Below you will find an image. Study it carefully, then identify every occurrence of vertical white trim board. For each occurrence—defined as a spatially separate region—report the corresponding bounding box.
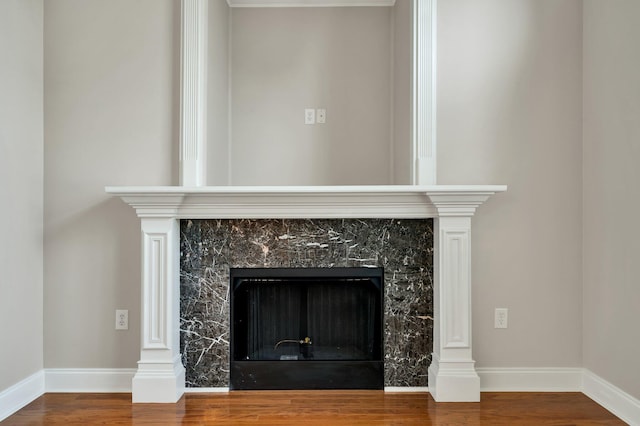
[0,370,45,422]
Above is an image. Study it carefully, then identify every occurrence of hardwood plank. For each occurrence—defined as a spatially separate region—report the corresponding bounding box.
[2,391,624,425]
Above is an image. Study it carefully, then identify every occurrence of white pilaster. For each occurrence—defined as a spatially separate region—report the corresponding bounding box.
[426,189,494,402]
[412,0,437,185]
[180,0,208,186]
[132,217,185,403]
[428,215,479,401]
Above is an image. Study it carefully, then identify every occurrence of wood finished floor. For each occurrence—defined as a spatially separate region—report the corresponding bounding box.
[3,391,624,425]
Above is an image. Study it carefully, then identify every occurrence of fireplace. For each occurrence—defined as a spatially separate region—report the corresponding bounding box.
[106,185,506,402]
[230,267,384,390]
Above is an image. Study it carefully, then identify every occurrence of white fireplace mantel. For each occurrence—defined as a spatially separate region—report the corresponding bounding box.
[106,184,506,403]
[106,185,505,219]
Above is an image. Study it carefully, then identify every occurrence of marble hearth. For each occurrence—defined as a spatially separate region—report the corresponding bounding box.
[106,185,506,403]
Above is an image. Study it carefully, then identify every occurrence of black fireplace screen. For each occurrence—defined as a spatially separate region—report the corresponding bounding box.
[230,267,384,390]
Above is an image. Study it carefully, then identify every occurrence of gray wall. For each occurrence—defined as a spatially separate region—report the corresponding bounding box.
[392,0,412,185]
[437,0,584,368]
[583,0,640,399]
[40,0,584,371]
[35,0,640,403]
[0,0,44,392]
[230,7,393,185]
[43,0,176,368]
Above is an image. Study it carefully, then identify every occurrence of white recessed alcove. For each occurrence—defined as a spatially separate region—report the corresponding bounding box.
[107,0,506,404]
[200,0,435,186]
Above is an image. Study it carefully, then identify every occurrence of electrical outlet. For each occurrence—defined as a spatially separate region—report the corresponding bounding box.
[304,108,315,124]
[316,108,326,124]
[494,308,508,329]
[116,309,128,330]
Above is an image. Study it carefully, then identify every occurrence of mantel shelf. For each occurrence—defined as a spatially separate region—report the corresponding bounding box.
[106,185,507,219]
[227,0,396,7]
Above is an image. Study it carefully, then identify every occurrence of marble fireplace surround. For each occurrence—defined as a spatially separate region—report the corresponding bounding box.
[106,185,506,403]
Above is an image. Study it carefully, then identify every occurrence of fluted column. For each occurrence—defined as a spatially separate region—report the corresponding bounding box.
[180,0,208,186]
[413,0,437,185]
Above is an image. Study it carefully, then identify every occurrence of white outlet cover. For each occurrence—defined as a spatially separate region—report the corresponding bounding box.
[304,108,315,125]
[116,309,128,330]
[494,308,508,329]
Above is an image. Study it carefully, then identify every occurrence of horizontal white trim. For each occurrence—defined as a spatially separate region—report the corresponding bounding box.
[184,387,430,393]
[384,387,429,393]
[477,367,583,392]
[583,369,640,426]
[185,387,428,393]
[0,370,45,422]
[185,387,230,393]
[105,185,507,219]
[45,368,136,393]
[228,0,395,7]
[105,184,504,195]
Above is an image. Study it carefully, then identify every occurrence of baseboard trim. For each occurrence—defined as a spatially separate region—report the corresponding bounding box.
[45,368,136,393]
[583,369,640,425]
[183,387,429,393]
[0,370,45,422]
[384,387,429,393]
[185,387,230,393]
[3,368,638,425]
[477,367,583,392]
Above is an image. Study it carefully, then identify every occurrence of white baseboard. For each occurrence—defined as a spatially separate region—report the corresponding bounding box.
[183,387,429,393]
[2,367,638,425]
[477,367,583,392]
[583,369,640,426]
[384,386,429,393]
[0,370,45,422]
[185,387,230,393]
[477,367,639,424]
[45,368,136,393]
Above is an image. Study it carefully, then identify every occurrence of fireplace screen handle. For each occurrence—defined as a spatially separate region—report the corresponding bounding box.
[274,337,313,359]
[274,336,312,350]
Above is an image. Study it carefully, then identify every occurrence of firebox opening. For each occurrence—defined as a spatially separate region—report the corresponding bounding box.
[230,267,384,390]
